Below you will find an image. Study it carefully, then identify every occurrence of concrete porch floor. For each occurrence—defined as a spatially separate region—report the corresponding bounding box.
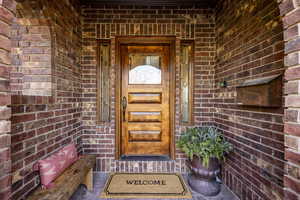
[70,173,239,200]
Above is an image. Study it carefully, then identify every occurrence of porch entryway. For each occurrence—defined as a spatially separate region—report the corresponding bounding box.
[1,0,299,199]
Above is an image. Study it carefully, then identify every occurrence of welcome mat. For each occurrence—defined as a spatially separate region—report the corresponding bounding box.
[100,173,192,199]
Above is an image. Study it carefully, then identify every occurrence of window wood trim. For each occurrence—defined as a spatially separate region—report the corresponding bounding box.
[180,40,194,125]
[97,39,111,124]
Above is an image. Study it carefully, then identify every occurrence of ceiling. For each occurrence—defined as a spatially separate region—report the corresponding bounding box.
[80,0,219,7]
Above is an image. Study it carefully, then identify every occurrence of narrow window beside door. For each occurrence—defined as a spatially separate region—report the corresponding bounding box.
[180,41,194,124]
[97,40,111,123]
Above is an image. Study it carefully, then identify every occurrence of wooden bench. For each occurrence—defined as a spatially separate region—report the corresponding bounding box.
[27,155,96,200]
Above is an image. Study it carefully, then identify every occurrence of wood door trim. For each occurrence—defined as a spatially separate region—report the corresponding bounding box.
[115,36,176,160]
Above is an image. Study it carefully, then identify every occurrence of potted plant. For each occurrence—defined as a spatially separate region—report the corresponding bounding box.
[177,127,233,196]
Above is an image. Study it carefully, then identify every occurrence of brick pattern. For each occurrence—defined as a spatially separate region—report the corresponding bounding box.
[81,4,216,172]
[9,0,82,199]
[95,159,188,173]
[215,0,285,199]
[0,1,15,199]
[279,0,300,199]
[10,21,52,96]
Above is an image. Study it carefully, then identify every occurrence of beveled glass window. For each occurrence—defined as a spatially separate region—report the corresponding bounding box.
[129,55,161,84]
[97,41,111,123]
[180,41,194,124]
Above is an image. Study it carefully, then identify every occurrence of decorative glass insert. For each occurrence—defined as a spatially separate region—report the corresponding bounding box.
[97,41,110,123]
[129,55,161,84]
[180,41,194,124]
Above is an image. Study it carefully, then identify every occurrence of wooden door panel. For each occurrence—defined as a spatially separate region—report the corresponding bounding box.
[127,123,161,130]
[127,88,162,93]
[128,93,162,104]
[127,104,162,111]
[128,111,162,122]
[121,45,170,156]
[129,130,161,142]
[127,142,169,155]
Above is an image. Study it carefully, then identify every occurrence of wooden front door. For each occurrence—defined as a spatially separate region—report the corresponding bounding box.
[120,45,170,157]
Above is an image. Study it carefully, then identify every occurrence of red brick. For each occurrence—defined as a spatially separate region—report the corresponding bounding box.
[0,20,9,37]
[0,79,9,92]
[11,130,35,143]
[22,47,45,54]
[285,81,299,94]
[11,95,21,105]
[0,66,10,79]
[285,37,300,53]
[0,148,10,162]
[11,180,34,200]
[0,6,14,24]
[280,0,295,16]
[284,176,300,194]
[37,111,54,119]
[0,161,10,180]
[0,189,10,200]
[283,9,300,28]
[285,150,300,165]
[284,25,298,41]
[0,35,10,51]
[286,96,300,107]
[284,189,298,200]
[285,66,300,80]
[37,125,54,135]
[285,123,300,137]
[0,120,10,134]
[0,107,10,120]
[12,114,36,123]
[0,49,10,65]
[1,0,16,12]
[0,175,11,189]
[285,109,299,122]
[28,26,50,34]
[0,95,10,106]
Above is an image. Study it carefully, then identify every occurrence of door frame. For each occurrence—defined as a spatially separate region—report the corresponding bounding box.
[115,36,176,160]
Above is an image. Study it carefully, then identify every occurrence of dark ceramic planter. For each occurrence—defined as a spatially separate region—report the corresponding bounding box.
[186,156,221,196]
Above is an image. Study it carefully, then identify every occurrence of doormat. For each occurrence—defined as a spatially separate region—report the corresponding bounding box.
[100,173,192,199]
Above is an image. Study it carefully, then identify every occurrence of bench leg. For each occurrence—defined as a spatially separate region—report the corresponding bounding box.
[83,168,93,191]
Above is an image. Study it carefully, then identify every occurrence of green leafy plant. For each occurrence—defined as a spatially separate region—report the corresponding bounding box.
[177,127,233,168]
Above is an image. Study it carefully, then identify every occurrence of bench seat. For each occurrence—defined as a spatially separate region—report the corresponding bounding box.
[27,155,96,200]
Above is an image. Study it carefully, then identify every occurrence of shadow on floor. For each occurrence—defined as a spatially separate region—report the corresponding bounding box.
[70,173,239,200]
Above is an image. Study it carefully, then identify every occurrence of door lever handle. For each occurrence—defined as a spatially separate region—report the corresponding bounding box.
[122,96,127,122]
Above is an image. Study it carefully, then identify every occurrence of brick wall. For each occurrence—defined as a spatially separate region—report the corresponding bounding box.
[279,0,300,199]
[81,4,216,172]
[9,0,82,199]
[0,1,16,199]
[2,0,299,200]
[10,20,52,96]
[215,0,285,199]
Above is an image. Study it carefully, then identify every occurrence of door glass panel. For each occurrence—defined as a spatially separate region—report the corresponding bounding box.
[129,55,161,84]
[180,42,193,124]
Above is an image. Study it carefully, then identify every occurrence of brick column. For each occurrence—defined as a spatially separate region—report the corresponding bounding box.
[280,0,300,199]
[0,0,15,199]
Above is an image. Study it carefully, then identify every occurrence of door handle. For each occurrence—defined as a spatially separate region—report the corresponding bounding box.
[122,96,127,122]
